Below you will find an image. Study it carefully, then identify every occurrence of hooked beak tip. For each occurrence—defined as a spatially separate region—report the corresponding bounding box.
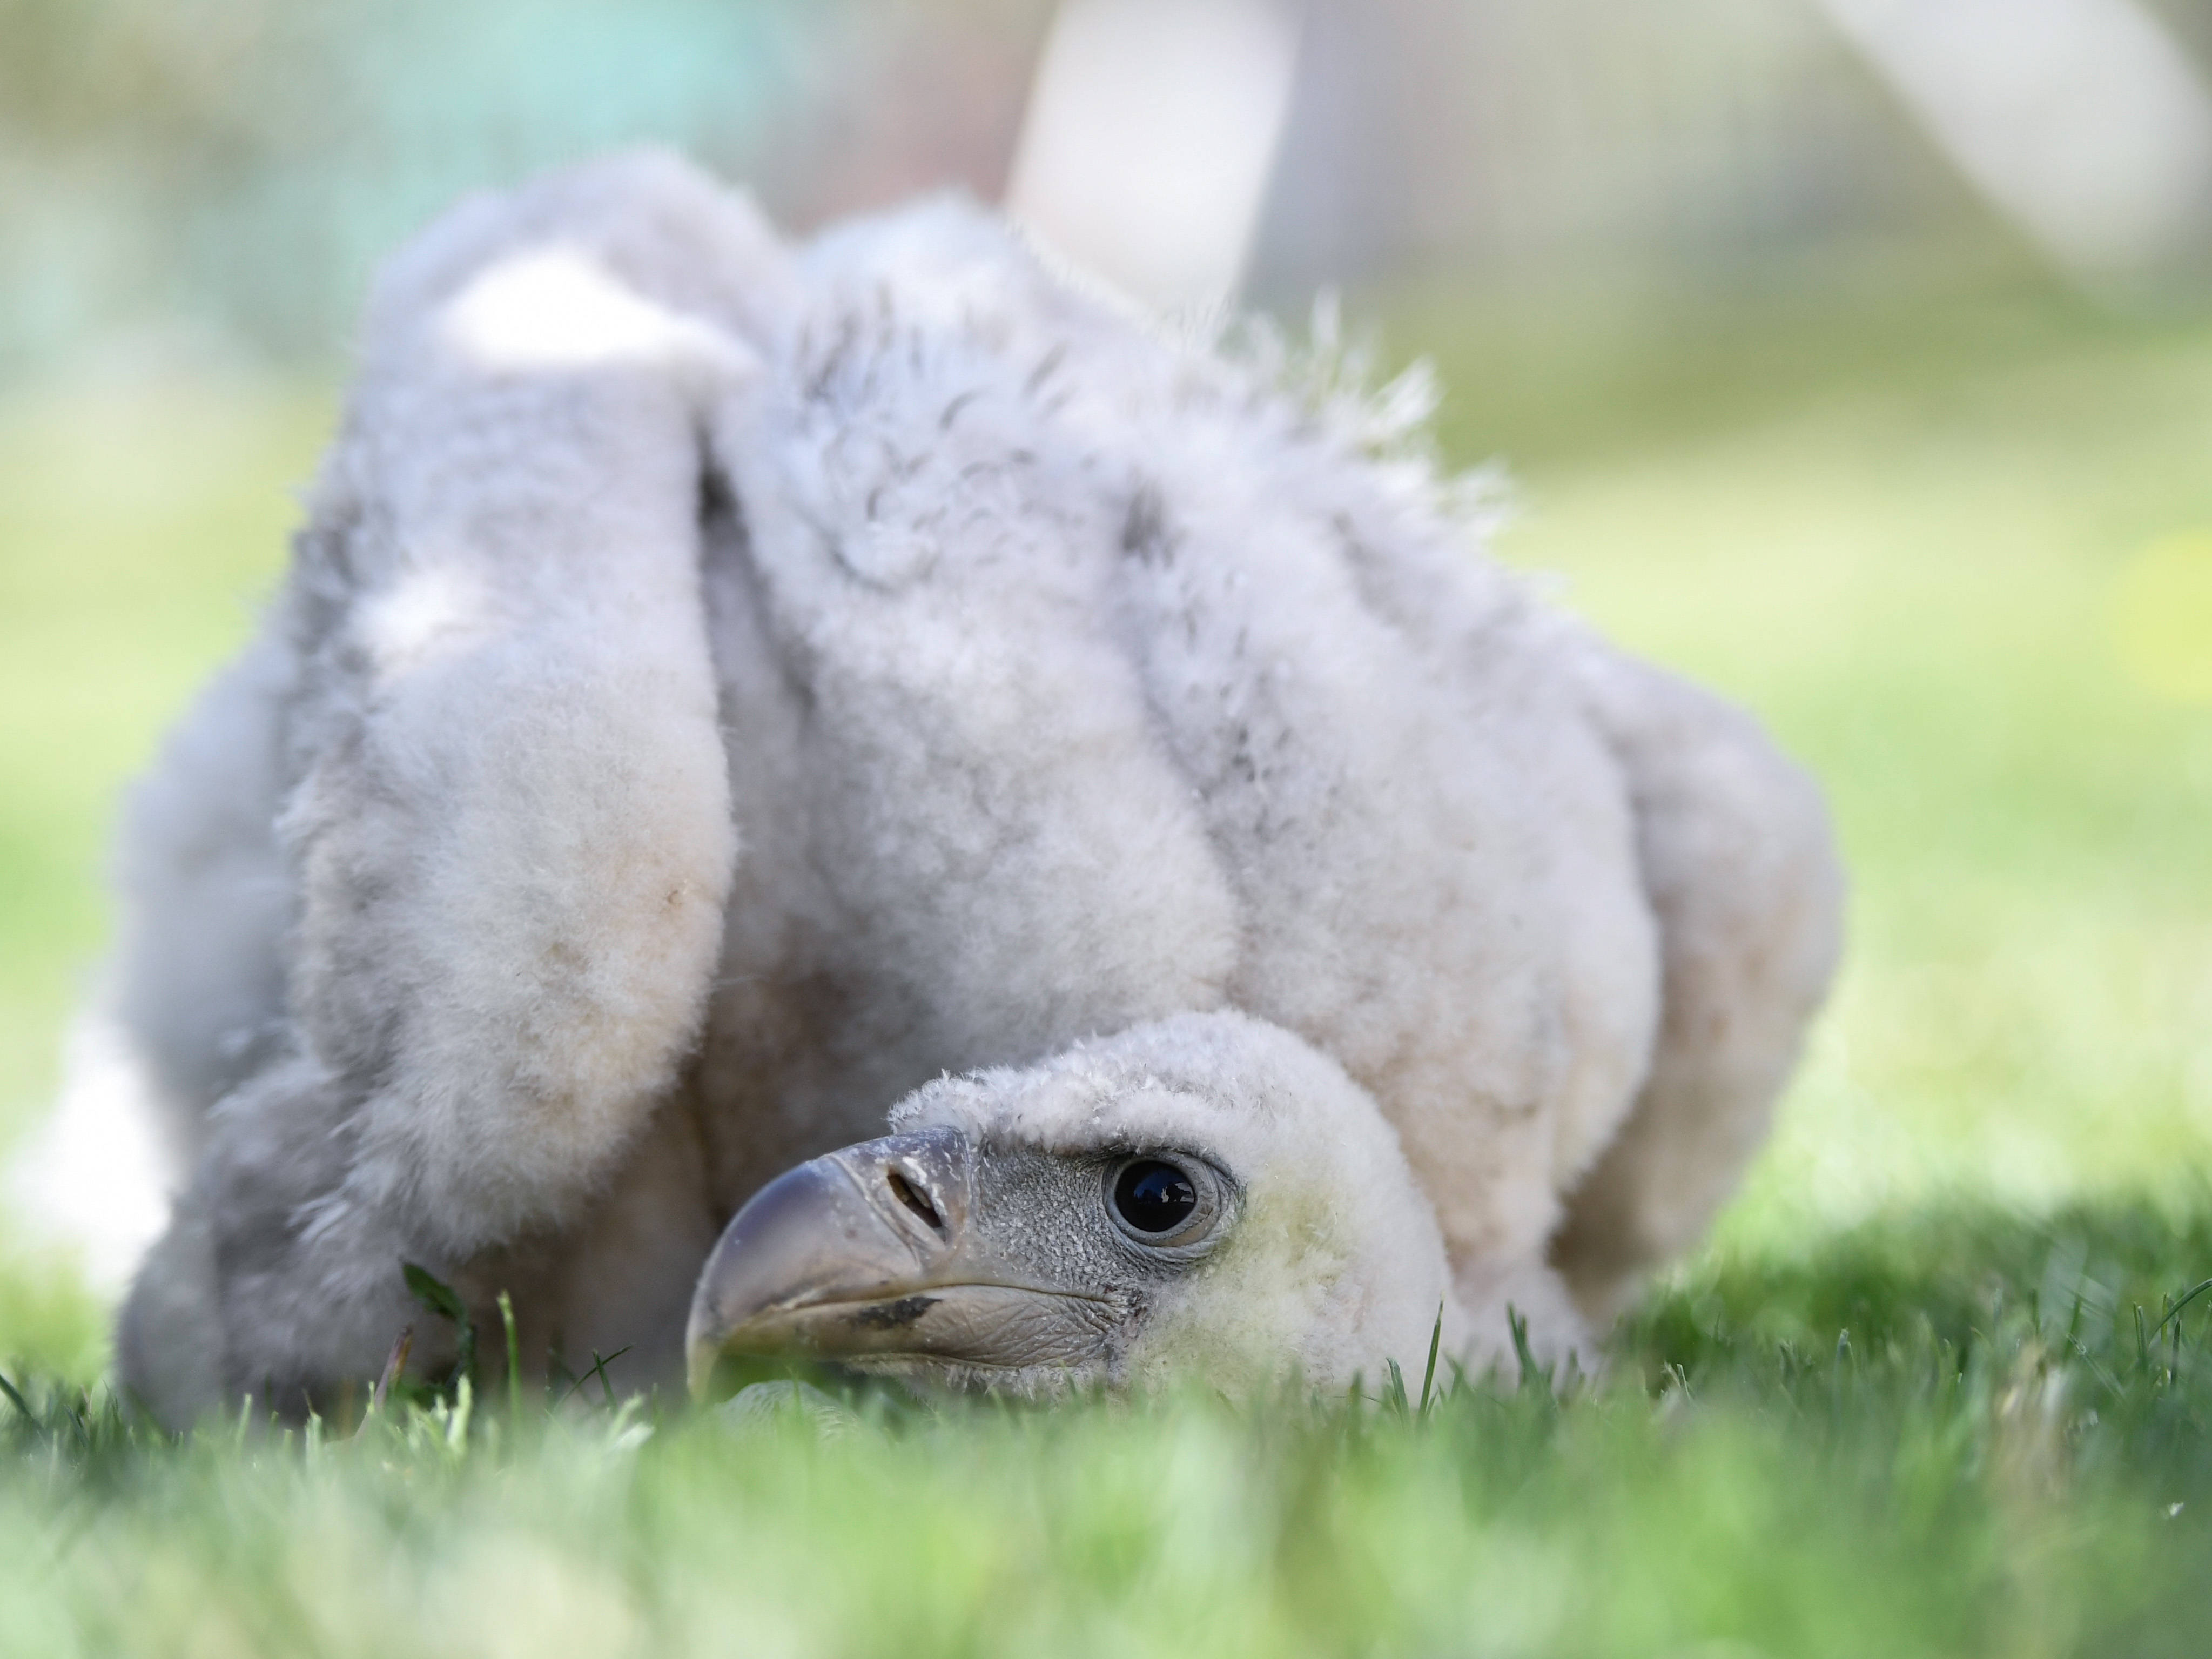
[685,1125,1122,1392]
[685,1128,973,1396]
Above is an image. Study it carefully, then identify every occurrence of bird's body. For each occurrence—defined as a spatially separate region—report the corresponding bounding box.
[102,156,1840,1423]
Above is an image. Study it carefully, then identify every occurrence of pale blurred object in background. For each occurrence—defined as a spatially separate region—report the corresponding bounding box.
[1816,0,2212,284]
[1004,0,1297,313]
[8,0,2212,377]
[6,1018,169,1293]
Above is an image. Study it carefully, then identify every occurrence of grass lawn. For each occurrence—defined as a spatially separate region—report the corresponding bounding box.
[4,258,2212,1655]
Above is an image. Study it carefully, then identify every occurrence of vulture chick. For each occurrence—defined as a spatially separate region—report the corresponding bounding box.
[99,153,1842,1425]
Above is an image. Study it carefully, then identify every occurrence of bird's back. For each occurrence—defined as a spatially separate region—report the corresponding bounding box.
[678,204,1663,1312]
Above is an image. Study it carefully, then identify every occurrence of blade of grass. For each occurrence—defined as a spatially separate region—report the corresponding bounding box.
[499,1291,522,1422]
[404,1262,475,1393]
[0,1371,33,1425]
[1418,1303,1443,1416]
[370,1327,413,1417]
[588,1347,631,1412]
[2150,1279,2212,1339]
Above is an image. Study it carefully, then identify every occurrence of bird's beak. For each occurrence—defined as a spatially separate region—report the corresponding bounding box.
[685,1126,1117,1396]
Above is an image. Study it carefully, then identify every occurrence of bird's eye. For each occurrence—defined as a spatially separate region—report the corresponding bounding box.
[1111,1159,1198,1234]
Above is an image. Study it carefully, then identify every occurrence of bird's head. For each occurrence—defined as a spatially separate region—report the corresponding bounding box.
[686,1012,1464,1400]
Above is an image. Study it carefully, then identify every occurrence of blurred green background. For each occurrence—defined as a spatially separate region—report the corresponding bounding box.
[6,0,2212,1367]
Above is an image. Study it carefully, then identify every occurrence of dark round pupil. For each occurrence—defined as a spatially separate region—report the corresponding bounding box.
[1114,1160,1197,1233]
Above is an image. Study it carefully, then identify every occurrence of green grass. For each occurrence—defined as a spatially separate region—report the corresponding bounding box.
[6,1204,2212,1657]
[6,263,2212,1653]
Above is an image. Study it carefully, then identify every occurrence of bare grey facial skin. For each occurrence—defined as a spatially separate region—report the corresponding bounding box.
[685,1126,1238,1396]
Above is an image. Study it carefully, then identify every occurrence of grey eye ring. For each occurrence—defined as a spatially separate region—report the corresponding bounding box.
[1104,1153,1229,1252]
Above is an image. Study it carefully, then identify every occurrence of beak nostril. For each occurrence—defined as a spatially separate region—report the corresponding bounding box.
[886,1168,945,1234]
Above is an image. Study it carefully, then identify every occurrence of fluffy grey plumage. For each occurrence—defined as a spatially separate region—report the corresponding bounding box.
[94,153,1841,1424]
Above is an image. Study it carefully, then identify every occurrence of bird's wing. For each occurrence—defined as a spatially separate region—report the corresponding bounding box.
[1549,634,1845,1317]
[116,155,794,1415]
[275,153,790,1258]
